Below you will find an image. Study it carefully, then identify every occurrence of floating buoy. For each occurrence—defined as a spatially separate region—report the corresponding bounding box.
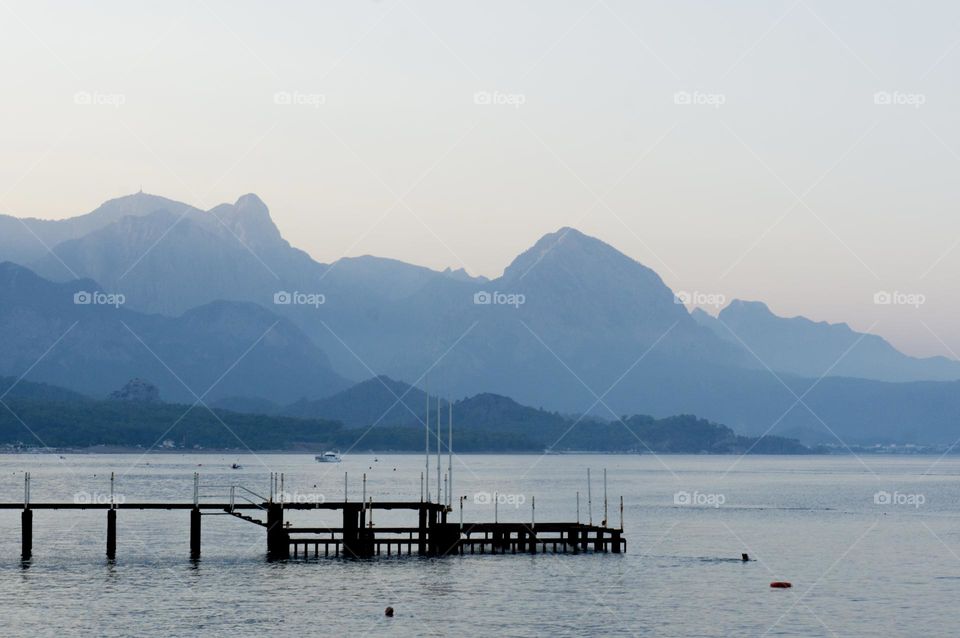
[770,581,792,588]
[385,606,395,617]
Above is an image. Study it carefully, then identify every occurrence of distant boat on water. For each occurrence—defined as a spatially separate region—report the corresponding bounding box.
[315,451,341,463]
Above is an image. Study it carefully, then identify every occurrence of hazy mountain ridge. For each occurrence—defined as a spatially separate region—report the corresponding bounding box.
[2,192,960,445]
[693,301,960,382]
[0,262,350,404]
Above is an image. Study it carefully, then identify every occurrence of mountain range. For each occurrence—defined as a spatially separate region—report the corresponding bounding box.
[1,192,959,445]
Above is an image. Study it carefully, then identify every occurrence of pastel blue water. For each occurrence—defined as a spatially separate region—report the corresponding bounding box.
[0,453,957,637]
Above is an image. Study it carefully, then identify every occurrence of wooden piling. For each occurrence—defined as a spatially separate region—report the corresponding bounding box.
[418,505,427,555]
[266,503,289,560]
[190,507,201,559]
[21,509,32,560]
[106,509,117,559]
[342,503,361,558]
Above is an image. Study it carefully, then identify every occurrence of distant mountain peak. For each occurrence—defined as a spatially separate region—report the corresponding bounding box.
[208,193,284,249]
[234,193,269,215]
[722,299,772,315]
[501,226,641,283]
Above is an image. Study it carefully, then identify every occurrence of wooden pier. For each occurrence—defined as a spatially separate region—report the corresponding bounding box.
[6,472,626,561]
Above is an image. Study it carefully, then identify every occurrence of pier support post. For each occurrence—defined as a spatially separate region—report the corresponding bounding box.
[342,503,361,558]
[21,509,32,560]
[435,521,458,557]
[106,509,117,559]
[266,503,289,560]
[418,505,427,555]
[190,507,201,560]
[427,507,437,556]
[611,529,621,553]
[568,527,578,553]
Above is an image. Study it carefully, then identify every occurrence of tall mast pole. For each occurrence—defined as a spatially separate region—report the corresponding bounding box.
[436,397,441,505]
[448,400,453,508]
[425,380,430,503]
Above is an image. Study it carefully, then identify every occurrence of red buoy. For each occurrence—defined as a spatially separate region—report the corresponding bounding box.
[770,581,792,588]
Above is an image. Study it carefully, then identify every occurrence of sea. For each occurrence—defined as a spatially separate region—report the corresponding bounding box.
[0,452,956,637]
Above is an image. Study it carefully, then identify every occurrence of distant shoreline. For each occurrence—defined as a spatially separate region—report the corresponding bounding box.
[0,447,947,456]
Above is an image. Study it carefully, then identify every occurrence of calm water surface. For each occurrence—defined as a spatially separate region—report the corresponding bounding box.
[0,453,957,637]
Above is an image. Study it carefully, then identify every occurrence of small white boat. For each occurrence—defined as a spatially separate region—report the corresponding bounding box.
[315,451,342,463]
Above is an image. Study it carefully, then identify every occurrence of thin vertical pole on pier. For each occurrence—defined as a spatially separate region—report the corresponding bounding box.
[191,472,201,559]
[420,472,424,502]
[448,401,453,508]
[21,472,31,560]
[620,495,624,531]
[425,380,430,503]
[603,468,608,527]
[269,472,273,504]
[576,491,580,524]
[344,472,348,502]
[280,473,285,510]
[587,469,593,526]
[107,472,117,559]
[494,491,499,524]
[459,496,464,530]
[443,473,448,511]
[436,398,441,505]
[530,496,537,555]
[362,473,367,506]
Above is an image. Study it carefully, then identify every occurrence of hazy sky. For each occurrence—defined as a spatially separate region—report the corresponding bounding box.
[1,1,959,358]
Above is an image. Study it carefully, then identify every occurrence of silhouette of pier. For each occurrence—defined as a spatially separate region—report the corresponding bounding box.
[7,472,625,561]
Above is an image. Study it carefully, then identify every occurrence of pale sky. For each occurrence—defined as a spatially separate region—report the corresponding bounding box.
[1,1,959,358]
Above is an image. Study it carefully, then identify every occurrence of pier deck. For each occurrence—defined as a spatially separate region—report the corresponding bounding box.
[8,472,625,561]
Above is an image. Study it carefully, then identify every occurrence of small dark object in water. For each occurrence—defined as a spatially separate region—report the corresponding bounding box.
[385,607,394,617]
[742,553,749,562]
[770,581,792,588]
